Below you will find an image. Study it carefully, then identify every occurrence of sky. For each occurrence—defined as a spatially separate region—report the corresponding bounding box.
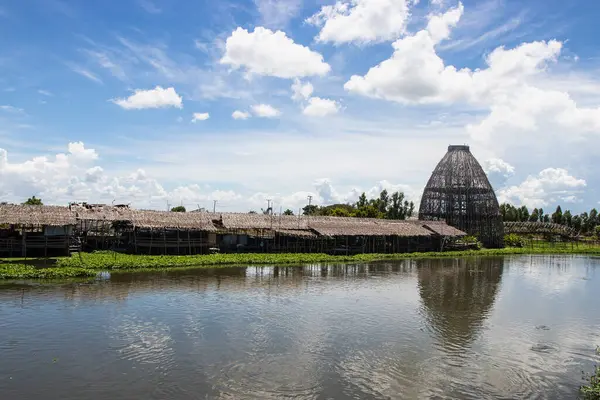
[0,0,599,214]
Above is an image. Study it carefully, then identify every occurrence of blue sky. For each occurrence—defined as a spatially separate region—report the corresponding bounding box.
[0,0,599,213]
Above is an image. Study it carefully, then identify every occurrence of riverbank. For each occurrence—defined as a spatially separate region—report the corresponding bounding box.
[2,243,600,280]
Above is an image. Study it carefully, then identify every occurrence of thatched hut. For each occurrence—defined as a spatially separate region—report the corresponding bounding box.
[419,145,504,248]
[0,204,76,257]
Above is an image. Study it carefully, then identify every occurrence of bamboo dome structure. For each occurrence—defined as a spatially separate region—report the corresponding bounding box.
[419,145,504,248]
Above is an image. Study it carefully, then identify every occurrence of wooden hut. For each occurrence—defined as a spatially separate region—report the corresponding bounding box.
[0,204,76,257]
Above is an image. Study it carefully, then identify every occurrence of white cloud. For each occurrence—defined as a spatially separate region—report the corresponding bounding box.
[291,79,314,101]
[254,0,302,28]
[68,64,103,84]
[38,90,53,97]
[497,168,587,208]
[232,110,251,120]
[344,3,565,107]
[483,158,516,188]
[0,105,25,114]
[306,0,411,45]
[192,112,210,122]
[220,27,331,79]
[137,0,162,14]
[0,142,422,212]
[303,97,341,117]
[483,158,515,177]
[251,104,281,118]
[112,86,183,110]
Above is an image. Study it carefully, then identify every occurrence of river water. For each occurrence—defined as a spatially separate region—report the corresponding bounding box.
[1,255,599,399]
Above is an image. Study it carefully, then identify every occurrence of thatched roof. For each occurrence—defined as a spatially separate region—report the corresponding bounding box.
[274,228,318,238]
[0,203,465,237]
[0,204,76,226]
[407,220,466,237]
[309,218,433,237]
[129,210,217,231]
[210,213,310,230]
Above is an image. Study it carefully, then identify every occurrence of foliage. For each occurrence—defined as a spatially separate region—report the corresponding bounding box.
[504,233,525,248]
[2,242,600,280]
[502,201,599,237]
[170,206,186,212]
[456,235,482,249]
[23,196,43,206]
[283,209,294,215]
[0,264,96,279]
[596,226,600,238]
[301,190,414,220]
[581,347,600,400]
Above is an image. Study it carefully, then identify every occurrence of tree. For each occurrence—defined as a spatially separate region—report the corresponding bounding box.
[23,196,43,206]
[171,205,186,212]
[302,205,319,215]
[563,210,573,227]
[518,206,530,222]
[538,208,544,222]
[529,208,539,222]
[283,209,294,215]
[551,205,563,224]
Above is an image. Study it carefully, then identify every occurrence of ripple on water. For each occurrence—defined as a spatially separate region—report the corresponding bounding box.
[211,353,323,399]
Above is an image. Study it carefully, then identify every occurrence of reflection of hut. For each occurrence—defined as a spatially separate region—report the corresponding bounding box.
[0,204,75,257]
[419,145,504,248]
[417,257,504,348]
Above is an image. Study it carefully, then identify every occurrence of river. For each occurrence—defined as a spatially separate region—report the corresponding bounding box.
[1,255,599,399]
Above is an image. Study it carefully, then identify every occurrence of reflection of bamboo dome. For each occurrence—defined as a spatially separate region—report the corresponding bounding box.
[417,258,504,348]
[419,145,504,248]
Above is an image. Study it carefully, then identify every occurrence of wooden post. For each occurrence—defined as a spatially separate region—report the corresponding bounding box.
[134,229,138,254]
[177,229,180,255]
[188,230,191,255]
[163,229,167,255]
[22,230,27,258]
[149,229,153,255]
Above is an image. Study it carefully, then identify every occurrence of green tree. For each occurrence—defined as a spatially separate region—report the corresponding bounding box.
[551,205,563,224]
[171,205,186,212]
[518,206,530,222]
[283,209,294,215]
[302,205,319,215]
[572,215,583,232]
[563,210,573,227]
[23,196,43,205]
[538,208,544,222]
[529,208,539,222]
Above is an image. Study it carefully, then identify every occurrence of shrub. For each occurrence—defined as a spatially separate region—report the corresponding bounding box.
[504,233,525,248]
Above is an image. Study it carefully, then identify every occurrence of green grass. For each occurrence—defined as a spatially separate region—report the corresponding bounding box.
[581,348,600,400]
[1,242,600,280]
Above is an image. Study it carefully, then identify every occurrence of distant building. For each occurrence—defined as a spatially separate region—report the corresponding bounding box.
[418,145,504,248]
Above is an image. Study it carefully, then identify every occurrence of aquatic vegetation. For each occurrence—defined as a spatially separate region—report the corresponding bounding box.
[2,243,600,280]
[0,263,96,279]
[581,348,600,399]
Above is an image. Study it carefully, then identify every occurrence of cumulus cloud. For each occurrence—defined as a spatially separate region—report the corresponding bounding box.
[307,0,411,44]
[303,97,341,117]
[232,110,251,120]
[191,112,210,122]
[344,4,563,106]
[0,142,422,213]
[251,104,281,118]
[291,79,314,101]
[497,168,587,208]
[112,86,183,110]
[483,158,515,187]
[220,27,331,79]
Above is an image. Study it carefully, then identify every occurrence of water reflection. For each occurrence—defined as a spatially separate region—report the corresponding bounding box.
[417,257,504,350]
[1,256,599,400]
